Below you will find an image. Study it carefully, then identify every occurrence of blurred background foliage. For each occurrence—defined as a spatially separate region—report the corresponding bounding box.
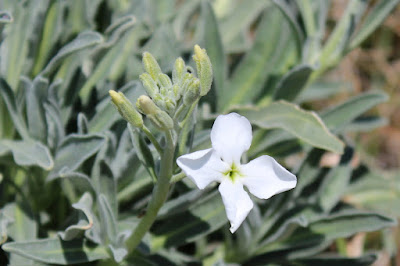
[0,0,399,265]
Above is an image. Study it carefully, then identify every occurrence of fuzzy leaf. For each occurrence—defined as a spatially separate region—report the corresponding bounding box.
[239,101,344,153]
[151,191,227,250]
[321,91,388,131]
[197,0,226,94]
[41,31,103,76]
[0,140,54,170]
[0,78,29,139]
[2,238,109,265]
[59,193,94,241]
[349,0,400,49]
[48,134,105,181]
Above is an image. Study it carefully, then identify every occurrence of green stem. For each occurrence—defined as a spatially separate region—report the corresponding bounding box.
[142,125,163,155]
[125,131,175,254]
[170,172,186,184]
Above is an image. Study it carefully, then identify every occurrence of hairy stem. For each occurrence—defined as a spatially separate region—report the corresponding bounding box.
[125,131,175,254]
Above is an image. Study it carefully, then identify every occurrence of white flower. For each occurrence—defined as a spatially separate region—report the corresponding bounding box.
[176,113,297,233]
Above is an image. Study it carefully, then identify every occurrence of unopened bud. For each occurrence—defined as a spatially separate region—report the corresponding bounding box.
[154,111,174,130]
[193,45,213,96]
[136,95,159,115]
[158,73,172,89]
[183,79,200,106]
[136,95,173,130]
[172,57,185,84]
[139,73,158,98]
[142,52,162,80]
[109,90,143,128]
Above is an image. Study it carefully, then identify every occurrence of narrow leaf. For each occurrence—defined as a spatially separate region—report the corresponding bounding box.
[2,238,108,265]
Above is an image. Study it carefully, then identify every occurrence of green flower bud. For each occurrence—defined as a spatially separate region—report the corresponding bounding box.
[154,110,174,130]
[193,45,213,96]
[183,79,200,106]
[136,95,159,115]
[136,95,173,130]
[142,52,162,80]
[109,90,143,128]
[158,73,172,89]
[172,57,185,84]
[139,73,158,98]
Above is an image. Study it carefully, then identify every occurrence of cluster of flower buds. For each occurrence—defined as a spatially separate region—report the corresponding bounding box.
[110,45,212,131]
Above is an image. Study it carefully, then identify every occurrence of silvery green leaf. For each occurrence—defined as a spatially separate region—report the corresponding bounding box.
[77,113,89,135]
[128,124,157,182]
[151,191,227,251]
[0,140,53,170]
[220,5,295,111]
[0,78,29,139]
[273,64,314,101]
[321,91,388,132]
[25,76,48,142]
[317,147,353,212]
[196,0,226,94]
[2,238,109,265]
[41,31,103,76]
[58,192,95,241]
[239,101,344,153]
[349,0,400,50]
[293,253,377,266]
[48,134,105,181]
[220,0,269,46]
[3,202,38,265]
[92,160,117,217]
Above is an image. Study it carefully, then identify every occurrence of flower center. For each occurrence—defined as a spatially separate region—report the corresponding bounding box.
[224,163,242,182]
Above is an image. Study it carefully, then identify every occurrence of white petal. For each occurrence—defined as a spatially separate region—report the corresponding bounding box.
[177,148,229,189]
[211,113,252,165]
[218,179,254,233]
[241,155,297,199]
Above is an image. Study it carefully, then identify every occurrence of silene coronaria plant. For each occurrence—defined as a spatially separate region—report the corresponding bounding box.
[0,1,399,265]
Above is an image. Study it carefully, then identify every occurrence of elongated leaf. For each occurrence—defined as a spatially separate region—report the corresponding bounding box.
[273,64,313,101]
[197,0,226,94]
[220,5,291,110]
[79,25,137,104]
[59,193,94,241]
[41,31,103,76]
[319,0,368,68]
[128,124,157,182]
[3,202,38,265]
[2,238,108,265]
[239,101,344,153]
[0,140,53,170]
[26,76,48,142]
[349,0,400,49]
[0,78,29,139]
[151,191,227,250]
[345,116,388,132]
[272,0,304,47]
[293,253,377,266]
[48,134,105,181]
[220,0,269,46]
[92,160,117,217]
[321,91,388,131]
[56,169,94,193]
[260,212,396,253]
[317,147,353,212]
